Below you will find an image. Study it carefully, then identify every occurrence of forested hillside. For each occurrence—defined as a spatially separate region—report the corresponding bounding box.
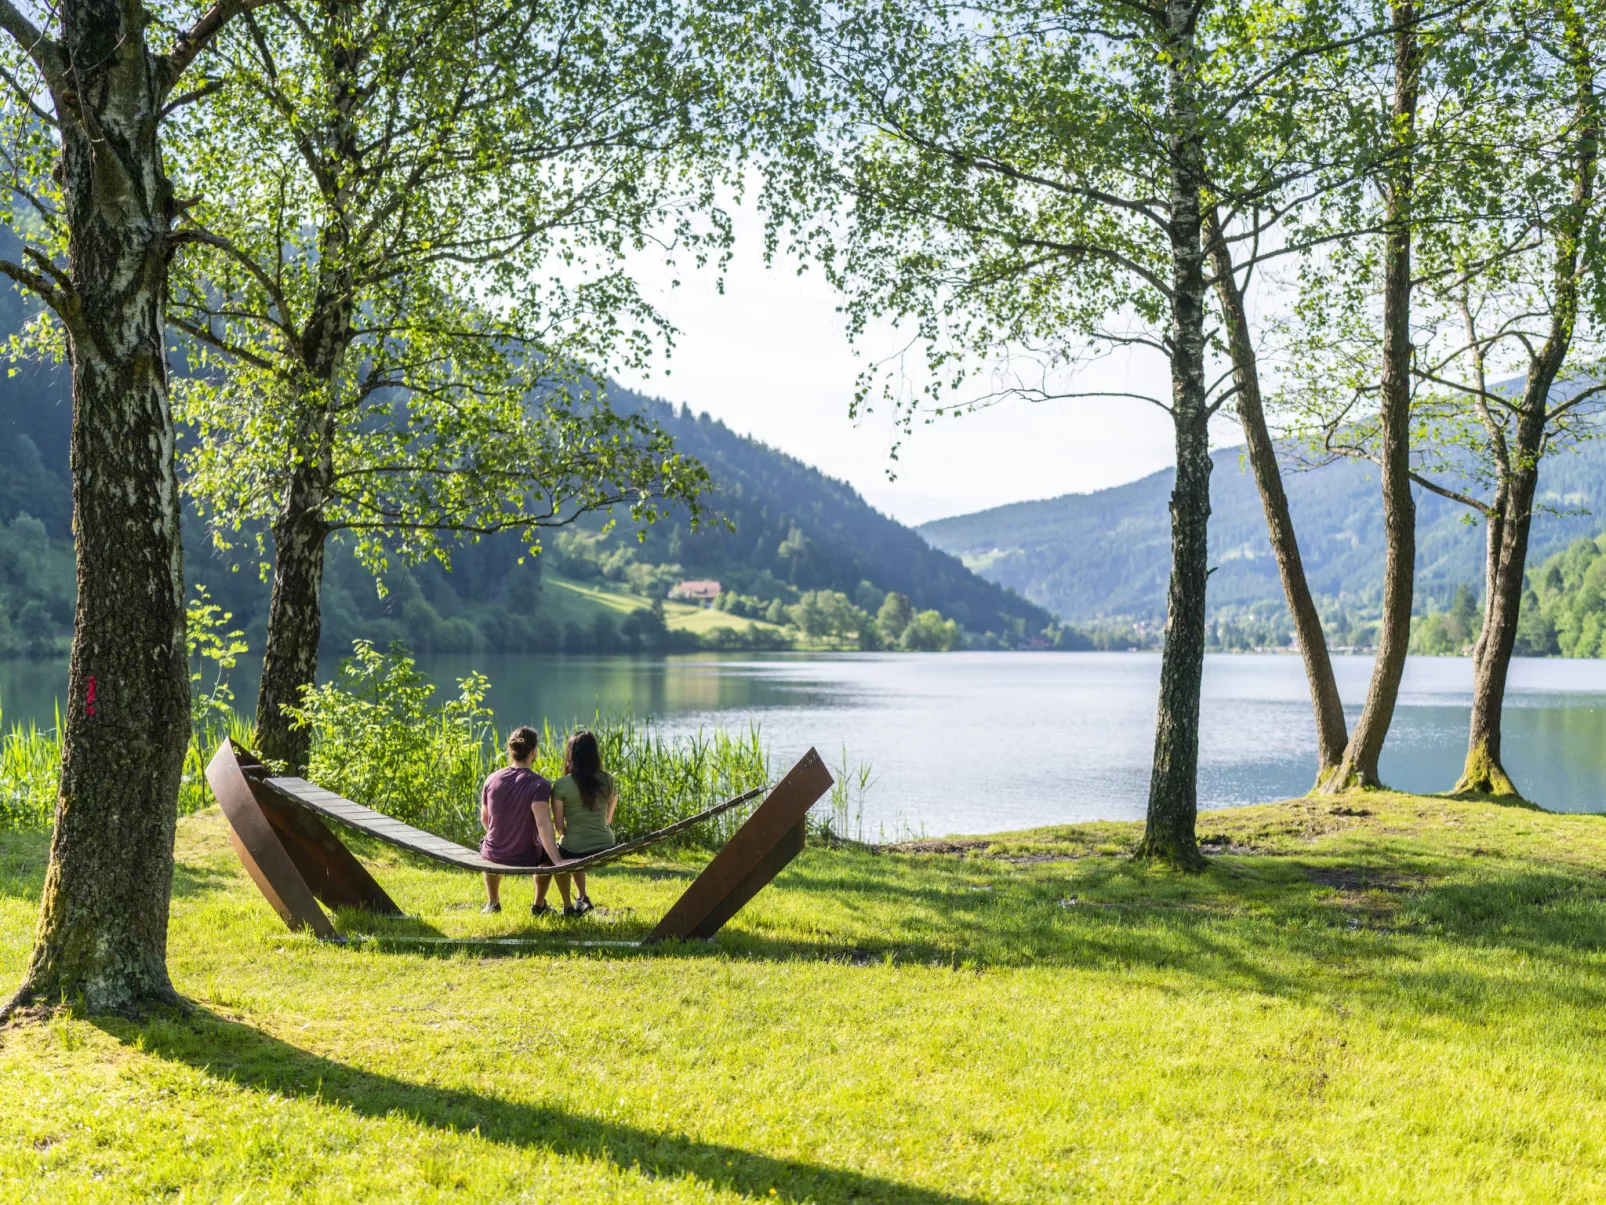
[1514,534,1606,657]
[921,442,1606,630]
[0,302,1052,656]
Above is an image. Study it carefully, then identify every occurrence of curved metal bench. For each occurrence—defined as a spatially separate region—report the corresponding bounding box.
[206,739,833,945]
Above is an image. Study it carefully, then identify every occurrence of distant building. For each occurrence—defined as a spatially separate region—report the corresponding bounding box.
[669,579,722,605]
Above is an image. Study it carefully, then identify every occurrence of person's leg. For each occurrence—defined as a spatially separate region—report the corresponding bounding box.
[534,874,550,908]
[483,873,501,910]
[573,870,587,900]
[555,873,573,909]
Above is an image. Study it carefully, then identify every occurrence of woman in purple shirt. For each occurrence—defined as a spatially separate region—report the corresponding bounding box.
[479,725,568,914]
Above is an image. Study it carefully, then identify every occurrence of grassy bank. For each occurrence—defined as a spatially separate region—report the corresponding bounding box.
[5,791,1606,1201]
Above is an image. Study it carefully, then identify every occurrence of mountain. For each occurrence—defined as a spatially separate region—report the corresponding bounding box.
[602,388,1052,636]
[919,441,1606,624]
[0,324,1052,655]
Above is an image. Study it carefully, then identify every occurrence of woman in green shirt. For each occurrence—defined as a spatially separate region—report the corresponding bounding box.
[550,729,617,917]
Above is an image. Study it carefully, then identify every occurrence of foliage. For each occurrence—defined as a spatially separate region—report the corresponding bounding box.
[186,586,249,730]
[1411,584,1483,656]
[287,641,774,848]
[898,610,959,653]
[787,590,872,648]
[1517,533,1606,657]
[13,793,1606,1197]
[167,0,727,583]
[286,642,500,846]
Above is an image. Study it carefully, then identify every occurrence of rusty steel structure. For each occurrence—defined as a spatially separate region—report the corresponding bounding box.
[205,739,832,944]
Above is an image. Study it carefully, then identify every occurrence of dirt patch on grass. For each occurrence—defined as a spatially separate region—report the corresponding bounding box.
[872,837,1104,865]
[1304,867,1423,894]
[882,838,994,856]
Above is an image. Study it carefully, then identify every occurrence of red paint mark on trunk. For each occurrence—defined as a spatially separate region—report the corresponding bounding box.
[85,675,97,716]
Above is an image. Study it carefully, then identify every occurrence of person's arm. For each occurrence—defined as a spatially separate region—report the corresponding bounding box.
[531,795,563,864]
[480,783,490,832]
[551,793,566,839]
[604,791,618,827]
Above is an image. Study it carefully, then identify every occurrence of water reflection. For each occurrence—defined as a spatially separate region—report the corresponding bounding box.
[3,651,1604,834]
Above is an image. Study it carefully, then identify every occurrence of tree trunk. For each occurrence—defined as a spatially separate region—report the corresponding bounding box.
[252,2,359,774]
[254,485,329,774]
[1321,0,1419,794]
[1459,460,1534,796]
[7,2,188,1015]
[1204,210,1348,781]
[1469,499,1503,674]
[1457,33,1596,797]
[1137,0,1209,870]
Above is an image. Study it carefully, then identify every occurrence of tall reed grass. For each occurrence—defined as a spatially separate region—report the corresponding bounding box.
[0,705,258,831]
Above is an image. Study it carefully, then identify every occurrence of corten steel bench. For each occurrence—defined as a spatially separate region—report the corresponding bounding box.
[206,739,833,944]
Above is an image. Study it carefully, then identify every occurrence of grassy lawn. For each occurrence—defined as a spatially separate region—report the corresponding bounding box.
[5,792,1606,1202]
[543,576,789,640]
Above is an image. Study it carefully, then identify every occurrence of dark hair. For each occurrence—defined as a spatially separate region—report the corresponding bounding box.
[563,729,606,810]
[506,726,539,763]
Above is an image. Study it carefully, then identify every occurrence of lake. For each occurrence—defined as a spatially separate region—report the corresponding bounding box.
[4,651,1605,836]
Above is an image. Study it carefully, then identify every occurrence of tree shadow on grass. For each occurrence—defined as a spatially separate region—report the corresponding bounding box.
[96,1008,987,1205]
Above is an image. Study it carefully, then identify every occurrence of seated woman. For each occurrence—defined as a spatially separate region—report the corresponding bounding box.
[547,728,618,917]
[478,725,568,914]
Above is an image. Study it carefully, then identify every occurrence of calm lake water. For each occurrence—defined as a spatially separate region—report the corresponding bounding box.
[4,652,1605,836]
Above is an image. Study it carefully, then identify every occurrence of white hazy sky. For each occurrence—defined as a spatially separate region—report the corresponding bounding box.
[610,205,1210,527]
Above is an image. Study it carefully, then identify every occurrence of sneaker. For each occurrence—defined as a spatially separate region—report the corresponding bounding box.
[567,896,595,917]
[530,903,555,917]
[480,902,501,915]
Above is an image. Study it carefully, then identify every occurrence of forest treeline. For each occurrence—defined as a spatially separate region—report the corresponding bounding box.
[0,0,1600,1014]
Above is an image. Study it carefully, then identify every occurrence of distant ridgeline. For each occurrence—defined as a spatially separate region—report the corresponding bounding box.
[921,441,1606,646]
[0,312,1058,655]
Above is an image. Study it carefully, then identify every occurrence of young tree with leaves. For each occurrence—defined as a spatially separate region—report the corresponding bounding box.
[1406,0,1603,795]
[0,0,277,1015]
[758,0,1377,864]
[167,0,729,772]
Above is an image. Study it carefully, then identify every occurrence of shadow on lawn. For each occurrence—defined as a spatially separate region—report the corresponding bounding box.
[97,1009,988,1205]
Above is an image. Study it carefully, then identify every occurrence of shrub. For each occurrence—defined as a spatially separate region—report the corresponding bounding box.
[286,641,496,846]
[288,641,777,850]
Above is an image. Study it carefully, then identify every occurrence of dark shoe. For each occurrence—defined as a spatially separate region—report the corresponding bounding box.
[566,897,595,918]
[481,902,501,915]
[530,903,555,917]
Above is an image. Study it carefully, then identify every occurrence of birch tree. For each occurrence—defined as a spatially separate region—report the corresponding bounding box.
[167,0,728,773]
[0,0,275,1015]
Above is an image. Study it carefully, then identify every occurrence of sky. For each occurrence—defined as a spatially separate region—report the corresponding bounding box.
[610,205,1196,528]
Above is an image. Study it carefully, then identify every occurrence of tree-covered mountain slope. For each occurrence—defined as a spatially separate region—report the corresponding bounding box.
[0,313,1051,654]
[608,388,1051,635]
[920,441,1606,624]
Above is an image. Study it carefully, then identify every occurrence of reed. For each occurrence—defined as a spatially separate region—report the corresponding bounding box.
[0,706,258,832]
[0,707,61,831]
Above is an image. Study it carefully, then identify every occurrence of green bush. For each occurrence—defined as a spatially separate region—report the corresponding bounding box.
[900,609,960,651]
[286,641,497,846]
[289,641,776,850]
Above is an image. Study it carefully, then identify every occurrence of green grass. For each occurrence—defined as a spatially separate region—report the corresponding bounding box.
[6,791,1606,1201]
[543,575,790,640]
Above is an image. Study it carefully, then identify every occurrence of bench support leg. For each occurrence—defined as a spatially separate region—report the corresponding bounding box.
[645,747,833,944]
[207,740,403,937]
